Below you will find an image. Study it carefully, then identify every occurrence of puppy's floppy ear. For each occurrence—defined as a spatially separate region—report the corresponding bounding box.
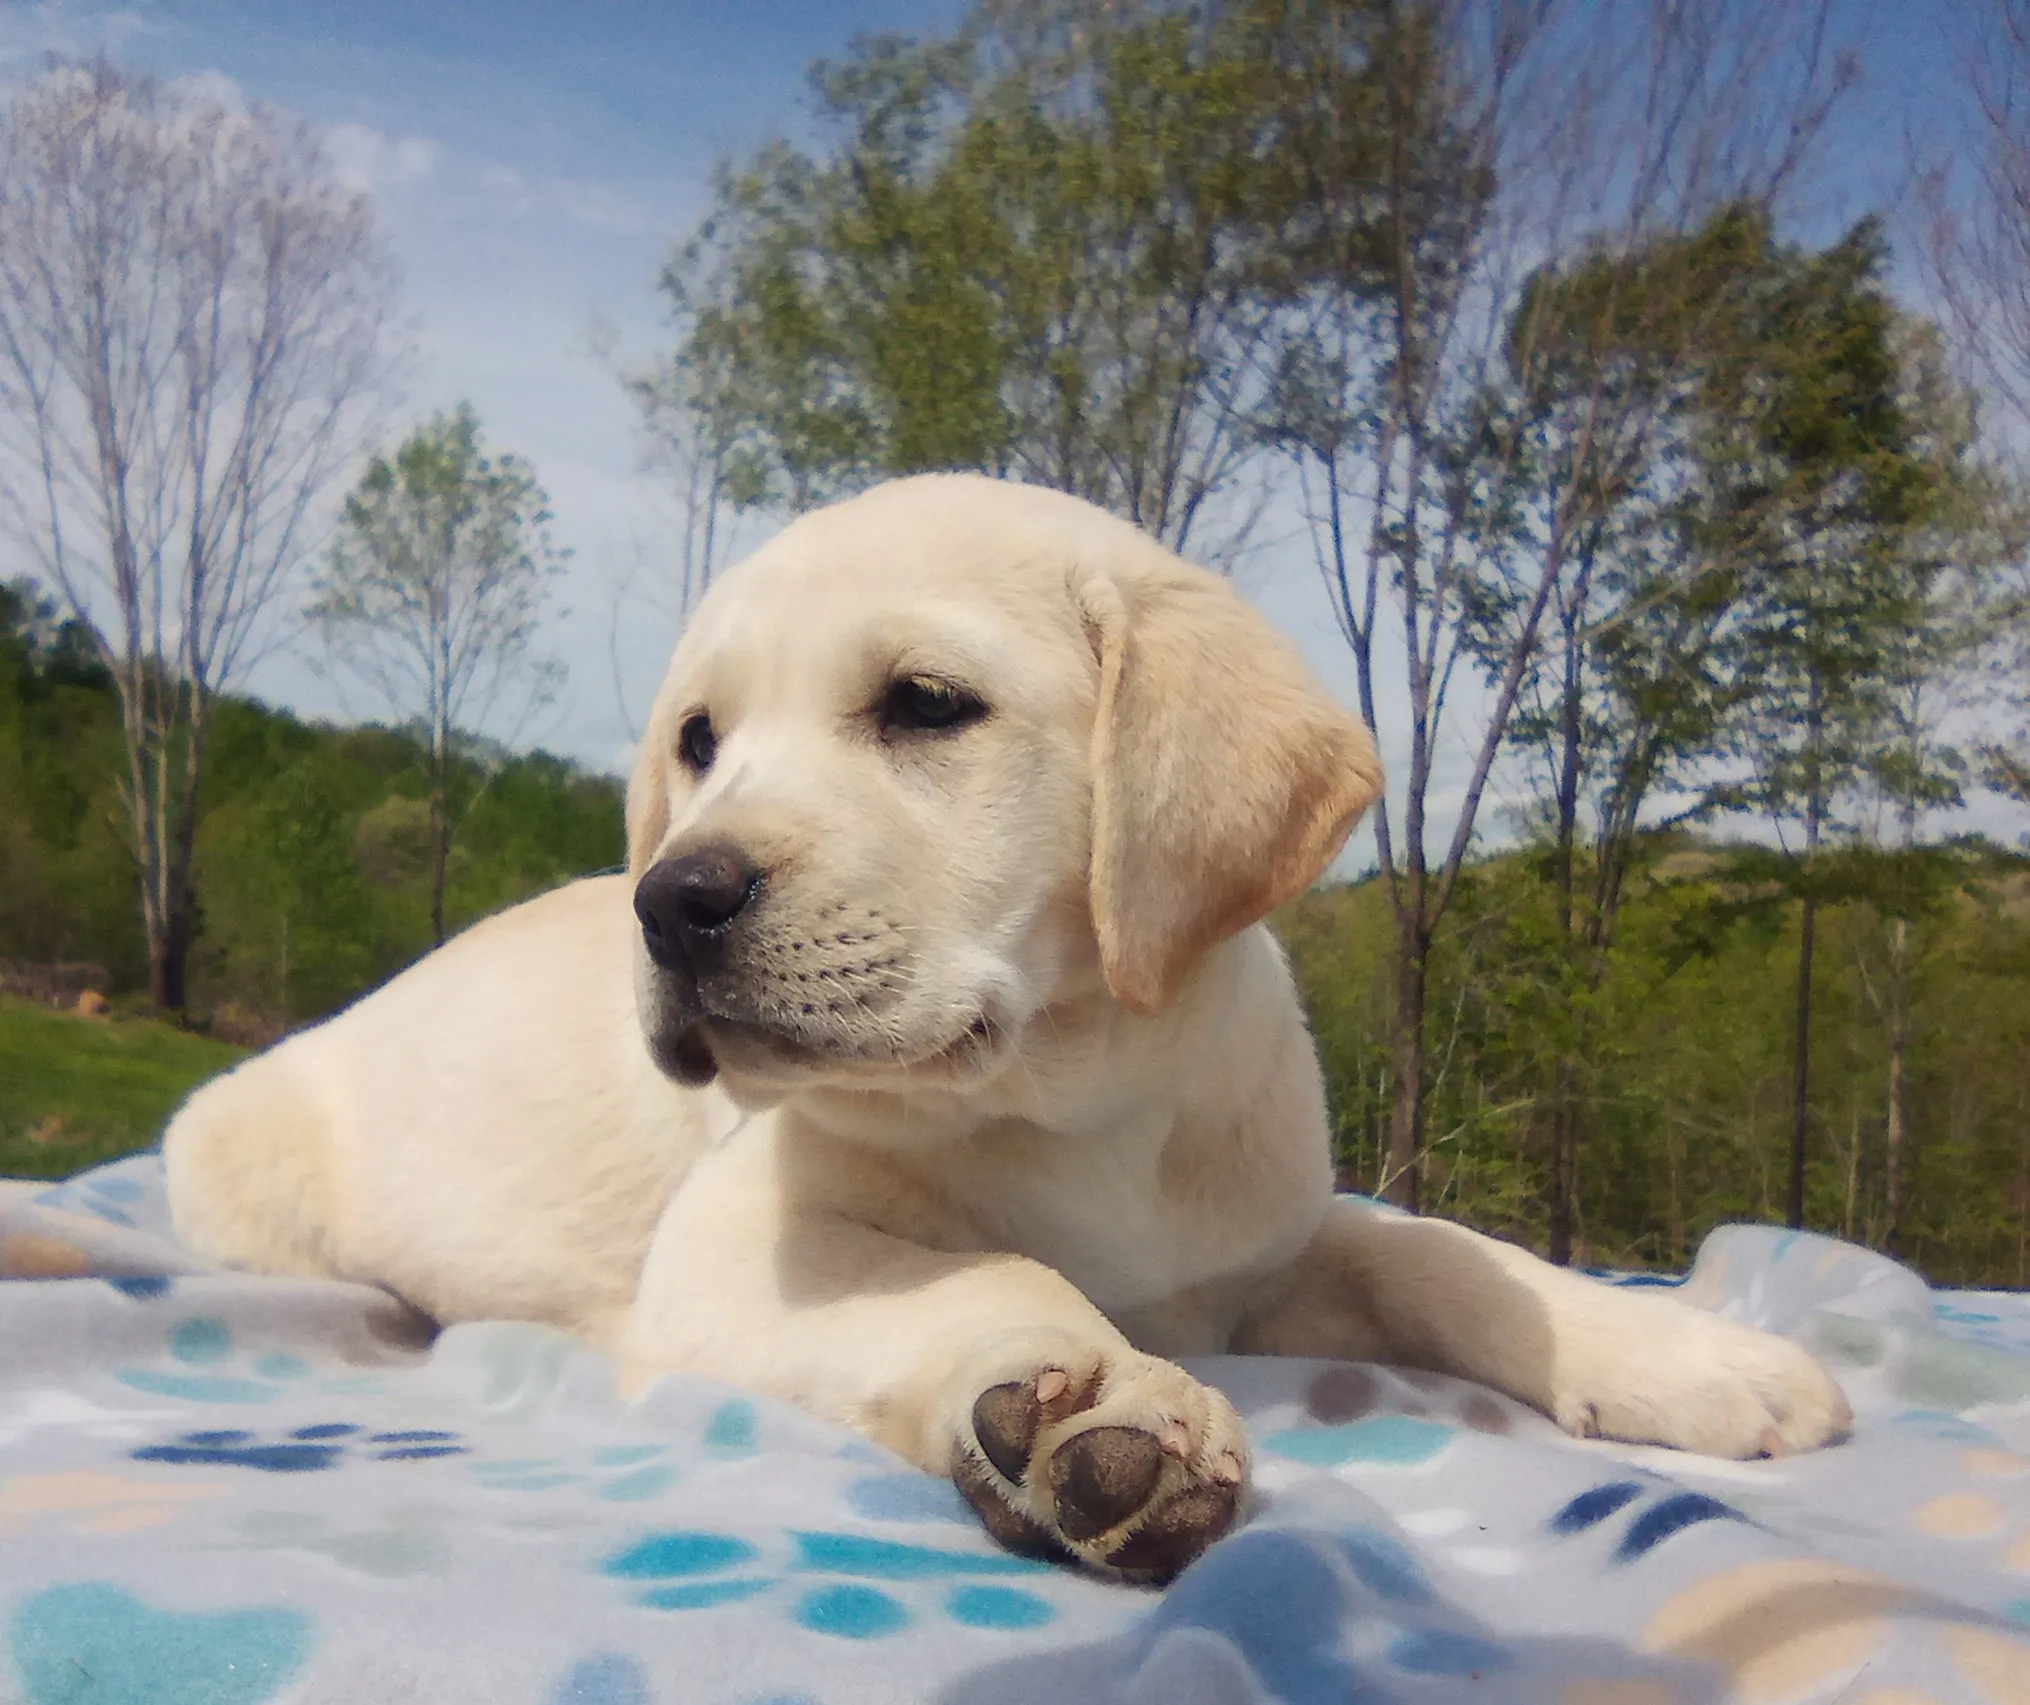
[625,694,674,877]
[1083,558,1382,1015]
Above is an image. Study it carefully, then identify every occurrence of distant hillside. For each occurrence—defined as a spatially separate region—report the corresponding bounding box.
[0,579,625,1032]
[1275,835,2030,1288]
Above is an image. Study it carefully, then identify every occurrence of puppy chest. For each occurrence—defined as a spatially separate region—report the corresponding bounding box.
[950,1142,1275,1316]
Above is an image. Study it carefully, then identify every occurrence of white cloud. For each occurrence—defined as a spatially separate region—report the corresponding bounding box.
[170,65,245,113]
[0,2,154,71]
[474,162,654,235]
[323,120,441,197]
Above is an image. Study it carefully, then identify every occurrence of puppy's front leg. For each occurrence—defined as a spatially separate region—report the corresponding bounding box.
[619,1127,1248,1582]
[1233,1198,1851,1458]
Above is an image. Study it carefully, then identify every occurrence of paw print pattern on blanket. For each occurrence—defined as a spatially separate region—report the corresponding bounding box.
[470,1441,678,1502]
[114,1316,391,1404]
[1550,1480,1755,1561]
[458,1399,774,1504]
[1254,1362,1533,1472]
[133,1423,467,1473]
[598,1526,1063,1638]
[7,1581,312,1705]
[216,1507,454,1580]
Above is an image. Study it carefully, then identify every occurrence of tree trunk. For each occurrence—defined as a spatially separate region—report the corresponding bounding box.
[1385,907,1428,1211]
[1788,890,1817,1230]
[1788,678,1826,1233]
[150,903,192,1011]
[428,756,449,948]
[146,783,202,1012]
[1883,914,1909,1255]
[1546,622,1585,1266]
[2018,1094,2028,1290]
[1548,1088,1580,1266]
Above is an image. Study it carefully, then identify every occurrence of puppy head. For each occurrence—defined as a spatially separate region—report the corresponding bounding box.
[627,474,1380,1097]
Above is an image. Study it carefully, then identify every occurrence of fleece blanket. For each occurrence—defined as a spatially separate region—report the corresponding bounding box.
[4,1157,2030,1705]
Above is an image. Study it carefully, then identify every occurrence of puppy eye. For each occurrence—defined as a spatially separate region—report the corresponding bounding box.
[678,712,717,772]
[880,676,988,736]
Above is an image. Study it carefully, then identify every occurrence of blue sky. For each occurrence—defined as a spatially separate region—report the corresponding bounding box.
[0,0,2018,857]
[0,0,971,774]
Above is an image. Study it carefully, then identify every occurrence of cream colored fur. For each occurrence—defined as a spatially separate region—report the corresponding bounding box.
[165,473,1850,1577]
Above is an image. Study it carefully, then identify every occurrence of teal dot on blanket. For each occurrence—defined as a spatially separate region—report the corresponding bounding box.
[705,1399,758,1458]
[793,1584,908,1639]
[598,1465,678,1502]
[944,1586,1055,1630]
[117,1371,277,1404]
[604,1532,759,1578]
[547,1652,651,1705]
[9,1582,311,1705]
[254,1355,308,1381]
[845,1473,971,1524]
[638,1579,772,1611]
[170,1319,232,1366]
[592,1445,666,1468]
[1262,1416,1454,1467]
[1387,1628,1511,1676]
[2005,1598,2030,1625]
[789,1531,1051,1579]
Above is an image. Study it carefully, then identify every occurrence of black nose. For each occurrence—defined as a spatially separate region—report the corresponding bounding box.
[634,848,760,968]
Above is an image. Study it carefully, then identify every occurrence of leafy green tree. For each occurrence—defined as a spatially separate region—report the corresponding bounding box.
[1262,0,1856,1211]
[1463,207,1789,1259]
[1697,223,1963,1230]
[1279,830,2030,1283]
[0,581,134,979]
[310,405,567,946]
[643,0,1369,556]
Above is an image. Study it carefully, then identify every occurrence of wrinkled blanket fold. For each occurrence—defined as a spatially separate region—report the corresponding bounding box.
[4,1155,2030,1705]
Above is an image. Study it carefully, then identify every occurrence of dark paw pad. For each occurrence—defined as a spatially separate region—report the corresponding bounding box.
[973,1382,1044,1485]
[971,1368,1090,1486]
[1048,1426,1164,1543]
[952,1454,1074,1563]
[1106,1480,1240,1582]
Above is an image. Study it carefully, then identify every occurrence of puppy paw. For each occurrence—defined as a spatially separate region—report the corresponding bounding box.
[946,1333,1247,1583]
[1553,1302,1852,1459]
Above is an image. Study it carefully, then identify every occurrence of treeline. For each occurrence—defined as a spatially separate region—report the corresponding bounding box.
[1281,839,2030,1287]
[0,581,621,1030]
[1,5,2027,1284]
[636,0,2030,1266]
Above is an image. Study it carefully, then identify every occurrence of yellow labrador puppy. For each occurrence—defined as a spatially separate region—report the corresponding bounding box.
[165,473,1850,1583]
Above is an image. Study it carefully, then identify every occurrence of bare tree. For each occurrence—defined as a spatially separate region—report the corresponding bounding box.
[310,403,567,946]
[1918,1,2030,811]
[622,332,756,629]
[0,59,393,1008]
[1263,0,1856,1212]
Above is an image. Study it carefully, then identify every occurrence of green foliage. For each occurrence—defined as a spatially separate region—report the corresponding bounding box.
[648,0,1413,553]
[0,997,247,1179]
[0,582,145,986]
[311,403,570,944]
[0,576,623,1034]
[1280,837,2030,1285]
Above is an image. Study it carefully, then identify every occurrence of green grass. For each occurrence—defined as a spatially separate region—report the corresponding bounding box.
[0,995,246,1180]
